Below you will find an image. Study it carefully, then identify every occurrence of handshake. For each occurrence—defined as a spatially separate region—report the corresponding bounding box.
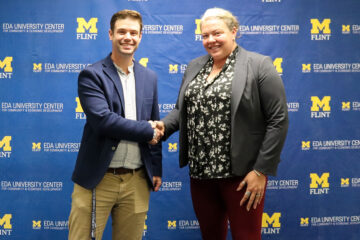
[148,121,165,145]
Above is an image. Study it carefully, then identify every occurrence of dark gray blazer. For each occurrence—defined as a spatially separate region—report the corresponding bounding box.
[162,46,288,176]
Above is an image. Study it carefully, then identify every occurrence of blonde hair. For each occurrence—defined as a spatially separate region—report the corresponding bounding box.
[200,8,239,32]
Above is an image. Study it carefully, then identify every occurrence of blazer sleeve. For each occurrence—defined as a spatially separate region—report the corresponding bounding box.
[161,64,190,139]
[162,101,180,140]
[149,73,162,177]
[253,56,289,175]
[78,67,154,142]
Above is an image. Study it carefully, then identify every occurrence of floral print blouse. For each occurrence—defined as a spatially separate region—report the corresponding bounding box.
[184,47,238,179]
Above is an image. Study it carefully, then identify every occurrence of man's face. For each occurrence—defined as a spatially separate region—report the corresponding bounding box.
[109,17,142,56]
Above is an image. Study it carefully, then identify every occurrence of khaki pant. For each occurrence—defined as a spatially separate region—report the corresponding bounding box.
[68,169,150,240]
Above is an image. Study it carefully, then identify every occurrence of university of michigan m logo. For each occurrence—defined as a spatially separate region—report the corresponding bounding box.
[139,58,148,68]
[342,25,350,33]
[168,143,178,152]
[310,173,330,188]
[300,218,309,225]
[0,57,13,72]
[311,19,331,34]
[0,214,12,229]
[32,220,41,229]
[262,213,281,228]
[341,178,349,186]
[302,64,311,72]
[195,19,201,34]
[342,102,350,110]
[76,18,98,33]
[0,136,12,151]
[169,64,178,73]
[33,63,42,72]
[32,142,41,151]
[302,141,310,149]
[311,96,331,111]
[75,97,84,113]
[273,58,283,74]
[168,220,176,229]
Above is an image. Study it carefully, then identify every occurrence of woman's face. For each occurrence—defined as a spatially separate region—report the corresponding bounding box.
[201,17,237,63]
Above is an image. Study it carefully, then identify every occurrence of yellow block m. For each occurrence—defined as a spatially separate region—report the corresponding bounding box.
[302,64,311,71]
[0,57,13,72]
[342,25,350,32]
[300,218,309,225]
[0,214,12,229]
[75,97,84,113]
[77,18,98,33]
[302,141,310,149]
[0,136,12,151]
[168,143,178,151]
[169,64,178,73]
[342,102,350,109]
[341,178,349,185]
[311,96,331,111]
[32,142,41,151]
[310,173,330,188]
[273,58,283,74]
[195,19,201,34]
[168,220,176,228]
[262,212,281,228]
[139,58,148,68]
[33,63,42,71]
[311,19,331,34]
[32,220,41,228]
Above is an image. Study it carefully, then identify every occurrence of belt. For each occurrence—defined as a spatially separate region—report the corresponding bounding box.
[107,167,142,175]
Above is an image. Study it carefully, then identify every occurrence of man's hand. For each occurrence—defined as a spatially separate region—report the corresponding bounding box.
[154,121,165,135]
[152,176,162,192]
[148,121,165,145]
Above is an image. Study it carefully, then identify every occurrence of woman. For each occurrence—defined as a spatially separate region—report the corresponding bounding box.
[157,7,288,240]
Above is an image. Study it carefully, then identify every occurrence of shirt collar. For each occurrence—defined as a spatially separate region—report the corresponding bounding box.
[209,45,239,64]
[113,61,134,75]
[207,45,239,71]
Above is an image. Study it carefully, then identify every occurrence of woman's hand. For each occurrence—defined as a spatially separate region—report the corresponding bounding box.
[237,170,266,211]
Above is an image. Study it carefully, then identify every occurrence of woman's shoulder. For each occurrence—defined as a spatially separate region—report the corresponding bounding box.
[240,47,268,61]
[238,47,273,70]
[188,55,210,66]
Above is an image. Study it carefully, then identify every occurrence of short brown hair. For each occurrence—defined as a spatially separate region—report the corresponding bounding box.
[110,9,143,33]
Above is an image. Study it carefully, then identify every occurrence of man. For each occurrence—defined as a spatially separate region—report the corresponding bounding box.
[69,10,162,240]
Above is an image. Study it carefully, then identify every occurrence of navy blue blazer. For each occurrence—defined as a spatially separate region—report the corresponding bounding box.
[72,54,162,189]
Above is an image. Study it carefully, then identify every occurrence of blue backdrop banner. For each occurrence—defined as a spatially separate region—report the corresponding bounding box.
[1,0,359,239]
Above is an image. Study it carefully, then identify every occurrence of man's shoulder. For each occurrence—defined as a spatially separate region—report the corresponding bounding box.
[134,60,157,78]
[84,55,111,72]
[77,55,113,84]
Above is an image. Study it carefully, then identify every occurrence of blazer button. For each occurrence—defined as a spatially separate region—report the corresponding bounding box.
[112,146,116,151]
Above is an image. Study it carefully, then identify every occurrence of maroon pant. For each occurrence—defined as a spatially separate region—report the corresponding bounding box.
[190,177,266,240]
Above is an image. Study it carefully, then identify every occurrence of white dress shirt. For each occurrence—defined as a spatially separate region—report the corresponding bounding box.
[109,62,142,169]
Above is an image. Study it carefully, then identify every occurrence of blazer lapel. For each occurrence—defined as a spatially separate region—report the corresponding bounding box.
[102,55,125,112]
[178,55,210,109]
[133,62,144,121]
[178,49,248,121]
[231,47,248,121]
